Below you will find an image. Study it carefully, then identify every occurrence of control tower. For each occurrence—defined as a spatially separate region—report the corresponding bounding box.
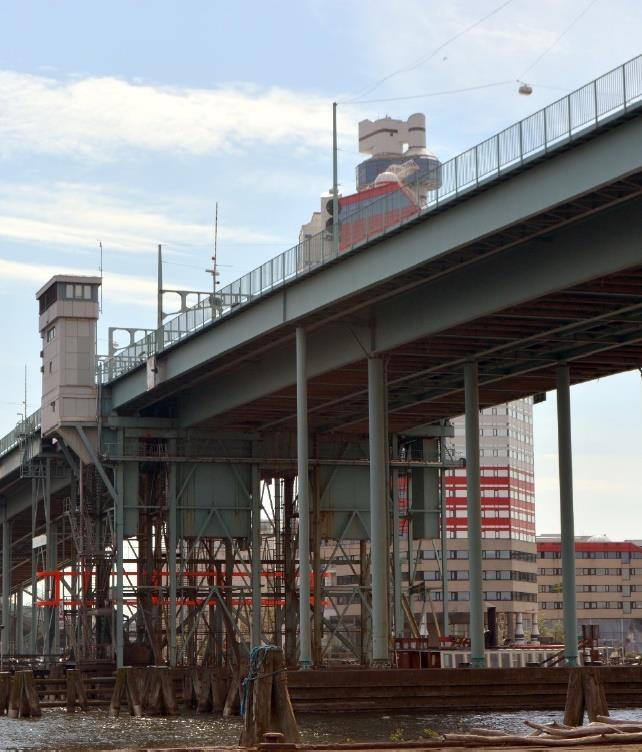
[37,275,101,444]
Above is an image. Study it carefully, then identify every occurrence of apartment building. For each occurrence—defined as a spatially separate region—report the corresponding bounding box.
[538,535,642,653]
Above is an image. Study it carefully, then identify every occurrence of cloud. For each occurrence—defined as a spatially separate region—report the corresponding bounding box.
[0,182,284,253]
[0,70,355,159]
[0,256,158,308]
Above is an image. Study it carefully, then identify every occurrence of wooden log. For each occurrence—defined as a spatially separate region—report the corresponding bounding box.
[126,668,144,717]
[223,672,241,717]
[583,668,609,722]
[0,672,11,716]
[240,648,300,747]
[66,670,77,713]
[564,668,585,726]
[271,651,300,745]
[75,671,89,711]
[160,668,179,715]
[109,667,127,717]
[8,672,23,718]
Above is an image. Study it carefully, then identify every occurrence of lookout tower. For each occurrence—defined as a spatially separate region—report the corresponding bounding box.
[37,275,101,439]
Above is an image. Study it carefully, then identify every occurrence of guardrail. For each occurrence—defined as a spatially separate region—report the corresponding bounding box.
[92,53,641,383]
[0,408,42,459]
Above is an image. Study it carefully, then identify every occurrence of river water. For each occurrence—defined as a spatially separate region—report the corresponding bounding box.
[1,708,641,751]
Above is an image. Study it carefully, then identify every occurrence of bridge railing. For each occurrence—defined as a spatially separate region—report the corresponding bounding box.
[0,408,42,459]
[98,54,642,384]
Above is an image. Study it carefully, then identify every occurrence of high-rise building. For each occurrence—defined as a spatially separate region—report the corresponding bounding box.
[410,398,538,642]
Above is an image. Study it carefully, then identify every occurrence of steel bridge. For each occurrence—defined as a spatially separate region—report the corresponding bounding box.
[1,56,642,673]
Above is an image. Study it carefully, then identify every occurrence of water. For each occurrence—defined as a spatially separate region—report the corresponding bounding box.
[1,708,641,751]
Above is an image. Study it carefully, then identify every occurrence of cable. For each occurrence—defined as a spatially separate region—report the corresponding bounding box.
[518,0,601,80]
[349,80,514,106]
[343,0,515,103]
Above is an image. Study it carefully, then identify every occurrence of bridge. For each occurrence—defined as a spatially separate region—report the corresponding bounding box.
[1,55,641,673]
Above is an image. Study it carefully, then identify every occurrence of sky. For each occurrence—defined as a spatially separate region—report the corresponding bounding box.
[0,0,640,538]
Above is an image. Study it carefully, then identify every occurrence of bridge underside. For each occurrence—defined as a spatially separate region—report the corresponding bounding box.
[122,167,642,437]
[1,105,642,675]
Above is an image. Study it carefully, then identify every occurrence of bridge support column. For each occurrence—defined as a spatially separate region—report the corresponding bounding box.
[556,363,578,666]
[296,327,312,668]
[439,429,450,637]
[251,464,262,648]
[30,478,37,655]
[48,519,60,656]
[16,588,23,655]
[168,461,177,666]
[114,463,125,669]
[2,515,11,659]
[464,361,485,668]
[368,356,389,665]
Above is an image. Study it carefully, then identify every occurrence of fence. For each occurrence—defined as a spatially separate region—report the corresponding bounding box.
[0,409,42,459]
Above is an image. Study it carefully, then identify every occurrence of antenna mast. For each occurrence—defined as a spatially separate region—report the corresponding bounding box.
[207,203,219,292]
[98,241,104,313]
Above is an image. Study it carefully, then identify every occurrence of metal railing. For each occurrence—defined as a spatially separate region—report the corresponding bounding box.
[94,53,642,384]
[0,408,42,459]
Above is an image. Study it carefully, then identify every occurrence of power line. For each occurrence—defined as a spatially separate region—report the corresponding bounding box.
[349,80,514,106]
[518,0,601,79]
[343,0,516,103]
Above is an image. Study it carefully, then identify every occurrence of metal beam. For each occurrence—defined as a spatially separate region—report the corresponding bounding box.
[557,364,578,666]
[368,357,389,664]
[296,327,312,668]
[464,362,484,668]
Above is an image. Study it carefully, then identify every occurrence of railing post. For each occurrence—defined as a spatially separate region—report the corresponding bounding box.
[519,120,524,163]
[496,135,500,174]
[475,146,479,184]
[622,63,627,109]
[567,95,572,138]
[543,108,548,152]
[594,80,599,123]
[454,155,459,195]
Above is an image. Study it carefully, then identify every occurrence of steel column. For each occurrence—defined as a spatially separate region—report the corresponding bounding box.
[114,462,125,668]
[557,363,578,666]
[439,433,450,636]
[296,327,312,667]
[464,361,485,668]
[251,464,262,648]
[15,588,23,655]
[1,515,11,658]
[391,436,403,638]
[49,519,59,655]
[30,478,37,654]
[368,357,389,664]
[168,462,177,666]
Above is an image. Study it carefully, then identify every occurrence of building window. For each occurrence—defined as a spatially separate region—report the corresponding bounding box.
[45,326,56,342]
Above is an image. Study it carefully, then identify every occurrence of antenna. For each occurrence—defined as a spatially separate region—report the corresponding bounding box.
[98,241,104,313]
[206,203,220,291]
[23,364,27,423]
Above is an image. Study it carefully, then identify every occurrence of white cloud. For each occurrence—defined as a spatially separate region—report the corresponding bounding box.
[0,256,158,308]
[0,70,356,159]
[0,182,284,253]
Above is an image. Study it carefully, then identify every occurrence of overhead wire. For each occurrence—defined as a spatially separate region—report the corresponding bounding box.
[342,0,516,103]
[518,0,601,80]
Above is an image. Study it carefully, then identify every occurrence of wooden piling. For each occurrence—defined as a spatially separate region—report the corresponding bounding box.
[65,669,89,713]
[8,670,41,718]
[0,672,10,716]
[240,647,300,747]
[564,667,609,726]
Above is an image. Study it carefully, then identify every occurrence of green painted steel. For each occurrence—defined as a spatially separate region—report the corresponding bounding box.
[101,55,642,385]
